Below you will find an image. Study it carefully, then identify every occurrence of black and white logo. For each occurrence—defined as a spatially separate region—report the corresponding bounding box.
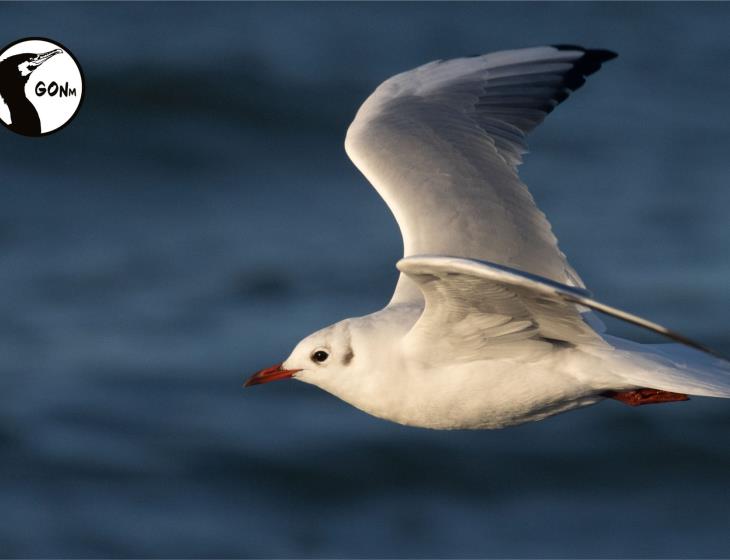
[0,37,85,137]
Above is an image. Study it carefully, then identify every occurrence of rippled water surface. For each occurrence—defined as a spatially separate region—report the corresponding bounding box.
[1,2,730,557]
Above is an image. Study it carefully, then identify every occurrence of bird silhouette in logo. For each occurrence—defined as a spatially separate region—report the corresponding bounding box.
[0,49,62,136]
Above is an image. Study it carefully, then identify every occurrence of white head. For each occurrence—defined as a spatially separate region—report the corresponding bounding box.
[245,307,421,422]
[245,318,362,396]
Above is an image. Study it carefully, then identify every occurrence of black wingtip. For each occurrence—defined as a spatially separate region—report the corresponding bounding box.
[594,49,619,62]
[549,45,618,92]
[551,44,618,65]
[552,44,618,58]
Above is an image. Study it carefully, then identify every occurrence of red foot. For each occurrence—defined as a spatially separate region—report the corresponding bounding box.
[602,388,690,407]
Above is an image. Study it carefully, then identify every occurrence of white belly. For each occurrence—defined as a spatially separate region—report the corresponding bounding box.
[347,351,608,430]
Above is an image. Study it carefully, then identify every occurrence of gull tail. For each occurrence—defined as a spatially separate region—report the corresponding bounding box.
[605,335,730,398]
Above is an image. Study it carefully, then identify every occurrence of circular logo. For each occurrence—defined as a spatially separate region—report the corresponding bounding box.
[0,37,84,137]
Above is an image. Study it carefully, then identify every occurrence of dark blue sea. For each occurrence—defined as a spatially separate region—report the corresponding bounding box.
[1,2,730,557]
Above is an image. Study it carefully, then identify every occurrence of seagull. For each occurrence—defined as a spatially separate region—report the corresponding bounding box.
[245,45,730,430]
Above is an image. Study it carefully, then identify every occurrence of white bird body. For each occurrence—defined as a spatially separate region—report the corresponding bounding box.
[246,45,730,430]
[291,306,607,430]
[283,301,730,430]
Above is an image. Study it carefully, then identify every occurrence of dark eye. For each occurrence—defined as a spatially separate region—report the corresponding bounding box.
[311,350,329,363]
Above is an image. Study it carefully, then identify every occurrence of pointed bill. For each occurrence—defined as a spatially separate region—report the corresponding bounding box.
[244,363,301,387]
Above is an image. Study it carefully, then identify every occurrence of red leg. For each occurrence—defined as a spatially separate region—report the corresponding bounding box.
[602,388,689,406]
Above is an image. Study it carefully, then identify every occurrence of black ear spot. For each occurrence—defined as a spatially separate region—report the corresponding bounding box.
[342,348,354,365]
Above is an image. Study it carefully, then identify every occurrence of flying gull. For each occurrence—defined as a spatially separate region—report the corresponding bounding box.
[245,45,730,430]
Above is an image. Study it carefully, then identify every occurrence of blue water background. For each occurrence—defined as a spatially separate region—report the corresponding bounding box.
[1,2,730,557]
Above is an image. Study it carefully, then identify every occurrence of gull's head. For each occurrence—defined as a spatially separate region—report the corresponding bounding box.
[245,319,358,391]
[245,310,418,424]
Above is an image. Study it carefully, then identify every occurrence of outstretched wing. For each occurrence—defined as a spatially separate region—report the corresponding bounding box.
[398,256,723,363]
[345,45,616,304]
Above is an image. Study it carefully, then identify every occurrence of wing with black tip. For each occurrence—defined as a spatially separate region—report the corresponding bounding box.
[345,45,617,305]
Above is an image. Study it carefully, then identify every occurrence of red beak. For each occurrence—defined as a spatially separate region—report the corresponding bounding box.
[244,363,301,387]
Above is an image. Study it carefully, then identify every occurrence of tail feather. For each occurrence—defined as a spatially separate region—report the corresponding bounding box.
[605,335,730,398]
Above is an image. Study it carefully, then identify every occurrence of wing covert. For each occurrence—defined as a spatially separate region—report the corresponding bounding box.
[398,256,724,365]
